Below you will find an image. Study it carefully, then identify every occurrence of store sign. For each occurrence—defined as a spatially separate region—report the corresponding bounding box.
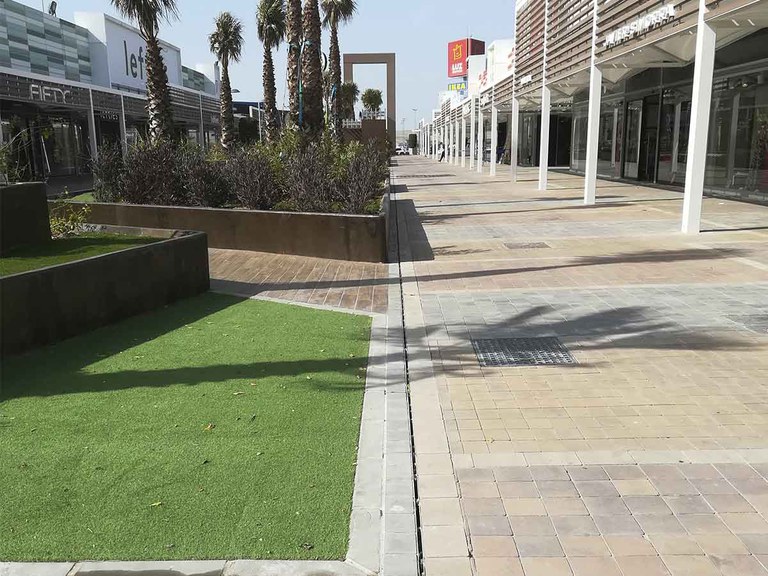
[448,39,468,78]
[448,81,467,91]
[603,4,676,48]
[29,84,72,104]
[519,74,533,86]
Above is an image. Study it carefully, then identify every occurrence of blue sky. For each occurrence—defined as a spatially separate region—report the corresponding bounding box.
[20,0,515,128]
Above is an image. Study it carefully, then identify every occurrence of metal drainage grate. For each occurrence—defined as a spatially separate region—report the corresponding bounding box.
[726,315,768,335]
[503,241,551,250]
[471,337,577,367]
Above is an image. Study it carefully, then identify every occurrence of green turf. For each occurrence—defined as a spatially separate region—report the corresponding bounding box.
[0,293,371,561]
[70,191,95,202]
[0,233,157,277]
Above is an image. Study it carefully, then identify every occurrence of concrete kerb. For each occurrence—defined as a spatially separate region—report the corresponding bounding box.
[0,271,417,576]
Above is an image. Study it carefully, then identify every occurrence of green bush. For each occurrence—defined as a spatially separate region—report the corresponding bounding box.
[88,135,389,215]
[50,192,91,238]
[91,141,124,202]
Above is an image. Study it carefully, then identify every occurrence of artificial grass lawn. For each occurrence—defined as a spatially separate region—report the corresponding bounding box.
[0,293,371,561]
[0,233,157,277]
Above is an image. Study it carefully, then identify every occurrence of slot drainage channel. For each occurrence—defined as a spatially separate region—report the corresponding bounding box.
[389,173,426,576]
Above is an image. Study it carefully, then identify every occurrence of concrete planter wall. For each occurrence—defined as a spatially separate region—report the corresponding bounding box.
[76,202,388,263]
[1,230,210,356]
[1,183,51,255]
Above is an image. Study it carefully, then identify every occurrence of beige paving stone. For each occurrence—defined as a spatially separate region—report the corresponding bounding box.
[568,557,622,576]
[551,515,600,536]
[515,536,564,557]
[520,557,573,576]
[463,497,506,516]
[604,535,659,556]
[474,557,524,576]
[694,533,750,555]
[616,556,670,576]
[419,475,458,498]
[661,555,721,576]
[460,481,500,498]
[423,557,473,576]
[543,498,589,516]
[559,536,610,557]
[471,535,519,557]
[648,535,704,555]
[503,498,547,516]
[720,512,768,534]
[421,526,468,558]
[499,481,539,498]
[613,478,658,496]
[417,453,454,475]
[420,498,464,526]
[710,555,768,576]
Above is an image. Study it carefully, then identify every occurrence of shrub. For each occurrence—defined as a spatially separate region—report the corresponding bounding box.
[50,192,91,238]
[176,142,231,208]
[283,140,340,213]
[122,139,186,206]
[90,141,124,202]
[224,145,282,210]
[339,141,388,214]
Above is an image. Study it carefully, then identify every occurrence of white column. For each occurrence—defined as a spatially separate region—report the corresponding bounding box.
[490,106,499,177]
[477,110,484,174]
[510,99,519,182]
[469,100,477,170]
[199,93,205,147]
[584,68,602,204]
[88,88,99,162]
[454,121,460,165]
[461,118,466,167]
[682,4,716,234]
[584,0,601,205]
[119,95,128,156]
[448,122,454,164]
[538,86,551,191]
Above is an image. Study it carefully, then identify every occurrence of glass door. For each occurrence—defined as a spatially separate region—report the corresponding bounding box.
[658,89,692,185]
[624,99,643,179]
[639,94,659,182]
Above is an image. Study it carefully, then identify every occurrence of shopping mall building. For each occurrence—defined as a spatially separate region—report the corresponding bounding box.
[0,0,219,182]
[421,0,767,232]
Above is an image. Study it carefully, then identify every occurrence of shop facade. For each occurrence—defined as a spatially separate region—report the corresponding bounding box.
[421,0,768,231]
[0,0,219,182]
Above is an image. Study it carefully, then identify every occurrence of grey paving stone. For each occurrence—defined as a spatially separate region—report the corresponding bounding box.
[537,480,579,497]
[0,564,75,576]
[384,530,418,555]
[635,514,688,534]
[690,478,739,495]
[567,466,608,481]
[508,515,555,536]
[494,467,533,482]
[664,495,714,515]
[604,465,646,480]
[381,553,419,576]
[740,534,768,555]
[704,493,756,513]
[583,497,630,516]
[514,536,565,557]
[575,481,619,497]
[623,496,673,515]
[223,560,362,575]
[76,561,226,576]
[462,497,506,516]
[593,515,644,535]
[551,515,600,536]
[530,466,569,481]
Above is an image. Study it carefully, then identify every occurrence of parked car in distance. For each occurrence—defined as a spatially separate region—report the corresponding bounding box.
[395,145,408,156]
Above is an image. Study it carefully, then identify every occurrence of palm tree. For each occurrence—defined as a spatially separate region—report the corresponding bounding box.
[286,0,302,127]
[320,0,356,141]
[111,0,177,143]
[209,12,244,150]
[301,0,323,135]
[361,88,383,114]
[257,0,286,143]
[338,81,358,121]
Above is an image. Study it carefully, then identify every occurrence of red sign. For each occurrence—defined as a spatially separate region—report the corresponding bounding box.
[448,39,468,78]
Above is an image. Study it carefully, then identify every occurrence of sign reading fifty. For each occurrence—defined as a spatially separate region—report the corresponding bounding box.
[604,4,676,48]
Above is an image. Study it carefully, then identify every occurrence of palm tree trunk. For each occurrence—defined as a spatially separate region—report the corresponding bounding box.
[219,61,235,149]
[263,48,278,143]
[144,35,175,143]
[301,0,323,136]
[329,24,342,142]
[286,0,302,128]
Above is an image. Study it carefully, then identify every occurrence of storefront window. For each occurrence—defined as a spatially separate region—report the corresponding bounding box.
[657,88,691,185]
[705,71,768,199]
[597,100,623,178]
[570,103,588,172]
[518,113,539,167]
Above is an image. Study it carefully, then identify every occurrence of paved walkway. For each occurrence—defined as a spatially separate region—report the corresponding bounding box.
[394,157,768,576]
[209,249,388,315]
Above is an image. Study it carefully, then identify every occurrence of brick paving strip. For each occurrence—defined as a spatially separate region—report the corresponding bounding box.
[1,263,416,576]
[393,157,768,576]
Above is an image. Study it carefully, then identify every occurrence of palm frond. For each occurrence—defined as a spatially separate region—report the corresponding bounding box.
[111,0,178,37]
[209,12,245,64]
[320,0,356,29]
[257,0,287,51]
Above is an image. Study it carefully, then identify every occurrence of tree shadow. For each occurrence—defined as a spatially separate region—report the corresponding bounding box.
[1,292,376,400]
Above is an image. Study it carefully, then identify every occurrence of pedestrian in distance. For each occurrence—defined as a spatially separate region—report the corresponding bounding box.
[438,143,445,162]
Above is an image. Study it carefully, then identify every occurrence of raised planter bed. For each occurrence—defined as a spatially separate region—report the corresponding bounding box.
[0,227,209,355]
[71,201,389,263]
